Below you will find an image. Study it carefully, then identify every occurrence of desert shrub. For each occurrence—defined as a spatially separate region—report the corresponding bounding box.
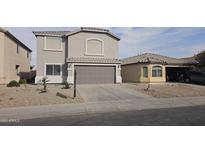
[41,77,49,92]
[63,81,71,89]
[7,80,20,87]
[19,79,27,84]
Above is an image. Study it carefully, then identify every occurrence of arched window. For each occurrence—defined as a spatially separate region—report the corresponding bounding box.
[152,66,162,77]
[85,38,104,56]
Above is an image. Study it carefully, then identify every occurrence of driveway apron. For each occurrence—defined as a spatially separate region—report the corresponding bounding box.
[77,84,145,103]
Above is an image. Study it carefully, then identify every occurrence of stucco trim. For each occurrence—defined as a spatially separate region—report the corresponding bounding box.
[43,36,63,52]
[85,38,104,56]
[151,65,163,77]
[44,63,63,77]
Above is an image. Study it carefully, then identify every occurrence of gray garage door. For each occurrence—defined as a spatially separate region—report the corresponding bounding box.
[75,65,115,84]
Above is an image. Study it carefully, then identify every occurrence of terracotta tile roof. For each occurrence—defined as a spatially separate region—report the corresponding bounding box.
[33,27,120,40]
[66,57,121,64]
[122,53,198,65]
[33,31,71,36]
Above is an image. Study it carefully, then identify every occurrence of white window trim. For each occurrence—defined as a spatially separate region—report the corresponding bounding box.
[152,65,163,77]
[44,63,63,76]
[44,36,63,51]
[142,66,148,78]
[85,38,104,56]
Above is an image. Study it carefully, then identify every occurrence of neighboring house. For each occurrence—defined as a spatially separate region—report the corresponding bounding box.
[121,53,198,83]
[0,28,32,84]
[33,27,122,84]
[195,50,205,75]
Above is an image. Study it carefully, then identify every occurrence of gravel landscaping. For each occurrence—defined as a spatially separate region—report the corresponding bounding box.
[125,83,205,98]
[0,84,84,109]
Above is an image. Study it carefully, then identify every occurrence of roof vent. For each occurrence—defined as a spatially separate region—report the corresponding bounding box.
[81,27,109,32]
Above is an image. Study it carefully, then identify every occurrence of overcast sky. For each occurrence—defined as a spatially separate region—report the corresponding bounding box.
[5,27,205,66]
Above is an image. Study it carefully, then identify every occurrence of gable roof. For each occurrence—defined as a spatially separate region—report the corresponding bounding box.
[33,30,71,37]
[0,27,32,52]
[33,27,120,40]
[122,53,198,65]
[66,27,120,41]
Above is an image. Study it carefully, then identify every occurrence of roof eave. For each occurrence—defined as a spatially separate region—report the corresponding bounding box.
[1,28,32,52]
[32,32,66,37]
[66,58,122,64]
[0,27,7,33]
[65,30,120,41]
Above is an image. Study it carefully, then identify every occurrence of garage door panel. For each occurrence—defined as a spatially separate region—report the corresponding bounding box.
[75,65,115,84]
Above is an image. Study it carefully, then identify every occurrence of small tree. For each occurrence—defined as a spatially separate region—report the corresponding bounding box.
[42,77,49,92]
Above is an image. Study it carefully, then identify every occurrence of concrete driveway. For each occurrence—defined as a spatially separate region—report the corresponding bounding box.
[77,84,149,103]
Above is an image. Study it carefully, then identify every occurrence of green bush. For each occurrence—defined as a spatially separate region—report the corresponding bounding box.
[19,79,27,84]
[63,81,71,89]
[7,80,20,87]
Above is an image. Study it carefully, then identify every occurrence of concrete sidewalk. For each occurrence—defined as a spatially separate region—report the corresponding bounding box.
[0,96,205,121]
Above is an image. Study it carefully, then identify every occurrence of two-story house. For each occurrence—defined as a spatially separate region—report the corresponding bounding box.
[0,28,32,84]
[33,27,122,84]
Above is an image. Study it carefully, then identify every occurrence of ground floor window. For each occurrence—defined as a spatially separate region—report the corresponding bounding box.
[152,66,162,77]
[16,65,20,75]
[46,64,61,76]
[143,66,148,77]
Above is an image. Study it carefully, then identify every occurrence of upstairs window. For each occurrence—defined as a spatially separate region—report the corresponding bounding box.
[85,38,104,56]
[17,45,19,54]
[44,37,63,51]
[152,66,162,77]
[46,64,61,76]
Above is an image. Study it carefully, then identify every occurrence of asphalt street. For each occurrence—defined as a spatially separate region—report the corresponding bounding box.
[2,105,205,126]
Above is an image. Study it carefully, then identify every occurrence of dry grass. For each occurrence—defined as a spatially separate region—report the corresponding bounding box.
[126,83,205,98]
[0,84,84,109]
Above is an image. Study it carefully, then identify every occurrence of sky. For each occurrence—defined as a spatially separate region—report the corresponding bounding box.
[5,27,205,66]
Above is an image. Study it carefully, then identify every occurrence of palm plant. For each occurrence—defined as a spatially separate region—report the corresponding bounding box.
[42,77,49,92]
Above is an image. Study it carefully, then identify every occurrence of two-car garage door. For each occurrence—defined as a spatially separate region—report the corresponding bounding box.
[75,65,115,84]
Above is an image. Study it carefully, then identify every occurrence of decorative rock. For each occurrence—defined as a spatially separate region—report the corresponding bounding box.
[56,92,67,99]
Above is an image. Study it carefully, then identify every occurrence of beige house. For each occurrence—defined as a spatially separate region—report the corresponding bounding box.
[33,27,122,84]
[0,28,32,84]
[121,53,198,83]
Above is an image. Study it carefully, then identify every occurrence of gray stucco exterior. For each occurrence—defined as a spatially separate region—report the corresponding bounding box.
[34,27,122,84]
[67,32,118,58]
[35,36,68,83]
